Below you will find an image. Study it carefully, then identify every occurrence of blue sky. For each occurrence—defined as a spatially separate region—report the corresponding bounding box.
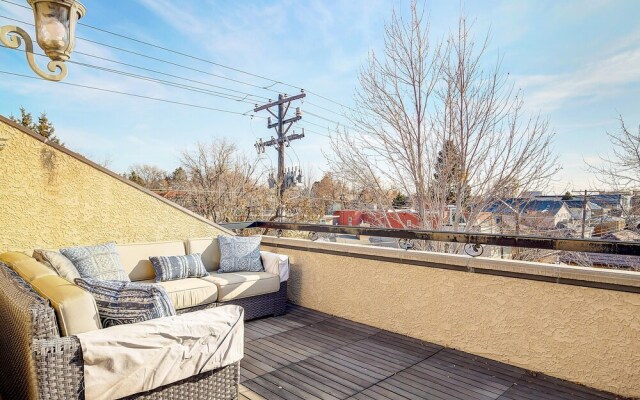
[0,0,639,192]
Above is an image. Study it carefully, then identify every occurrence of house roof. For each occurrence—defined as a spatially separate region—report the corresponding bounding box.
[534,194,623,208]
[485,199,567,215]
[588,194,625,208]
[562,200,602,210]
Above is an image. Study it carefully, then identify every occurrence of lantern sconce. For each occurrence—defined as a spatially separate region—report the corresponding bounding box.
[0,0,86,81]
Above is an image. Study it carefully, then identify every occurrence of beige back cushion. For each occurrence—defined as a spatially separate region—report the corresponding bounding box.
[0,252,58,281]
[186,237,221,272]
[116,241,187,281]
[0,253,101,335]
[29,275,102,336]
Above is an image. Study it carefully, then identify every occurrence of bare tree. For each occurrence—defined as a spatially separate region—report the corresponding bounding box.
[327,4,441,228]
[587,116,640,190]
[435,17,557,232]
[327,3,558,252]
[127,164,168,188]
[178,139,266,222]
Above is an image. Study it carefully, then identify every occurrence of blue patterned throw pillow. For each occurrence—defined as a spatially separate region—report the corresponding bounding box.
[149,254,208,282]
[75,278,176,328]
[60,242,129,282]
[218,236,264,273]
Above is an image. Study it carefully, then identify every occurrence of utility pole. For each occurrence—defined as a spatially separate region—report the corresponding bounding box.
[572,189,600,238]
[254,91,306,218]
[581,189,588,238]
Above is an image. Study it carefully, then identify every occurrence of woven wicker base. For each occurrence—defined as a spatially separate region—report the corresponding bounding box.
[176,281,287,320]
[0,263,242,400]
[223,281,288,320]
[176,301,217,315]
[122,362,239,400]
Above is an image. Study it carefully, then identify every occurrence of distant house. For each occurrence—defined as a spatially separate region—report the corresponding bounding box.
[601,229,640,241]
[592,216,626,237]
[535,193,629,215]
[588,193,631,212]
[485,199,572,230]
[333,209,421,229]
[562,200,604,220]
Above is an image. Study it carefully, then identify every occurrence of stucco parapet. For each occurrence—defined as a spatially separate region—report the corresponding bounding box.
[0,115,233,236]
[261,236,640,291]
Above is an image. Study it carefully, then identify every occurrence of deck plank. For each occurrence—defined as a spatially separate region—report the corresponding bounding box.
[241,305,625,400]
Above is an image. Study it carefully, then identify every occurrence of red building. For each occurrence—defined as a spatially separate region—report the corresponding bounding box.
[333,210,421,229]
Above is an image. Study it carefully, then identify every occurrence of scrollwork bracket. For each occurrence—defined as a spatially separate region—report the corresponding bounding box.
[0,25,67,81]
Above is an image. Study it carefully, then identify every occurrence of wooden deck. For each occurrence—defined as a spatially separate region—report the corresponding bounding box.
[240,305,620,400]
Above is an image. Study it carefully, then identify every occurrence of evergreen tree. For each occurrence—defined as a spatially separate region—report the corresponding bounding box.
[561,191,573,200]
[170,167,188,184]
[9,107,62,145]
[433,140,470,204]
[392,193,408,208]
[128,170,145,186]
[10,107,34,129]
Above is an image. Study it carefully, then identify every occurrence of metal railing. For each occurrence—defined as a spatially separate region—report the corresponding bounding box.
[221,221,640,256]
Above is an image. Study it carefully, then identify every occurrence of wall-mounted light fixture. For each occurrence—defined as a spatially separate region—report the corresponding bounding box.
[0,0,86,81]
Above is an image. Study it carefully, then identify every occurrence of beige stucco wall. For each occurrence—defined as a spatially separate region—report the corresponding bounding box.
[262,237,640,398]
[0,117,227,252]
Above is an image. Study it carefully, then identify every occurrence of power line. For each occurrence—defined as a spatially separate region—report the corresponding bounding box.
[0,0,27,9]
[2,45,261,104]
[290,139,302,166]
[250,116,275,171]
[73,50,269,101]
[0,14,280,93]
[0,9,362,127]
[69,60,257,104]
[0,70,267,117]
[77,36,282,92]
[297,126,332,138]
[306,100,348,116]
[0,1,356,109]
[304,110,345,125]
[304,110,361,132]
[301,119,338,132]
[0,34,351,127]
[305,90,358,113]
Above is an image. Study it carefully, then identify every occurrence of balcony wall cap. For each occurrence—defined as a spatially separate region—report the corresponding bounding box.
[261,236,640,290]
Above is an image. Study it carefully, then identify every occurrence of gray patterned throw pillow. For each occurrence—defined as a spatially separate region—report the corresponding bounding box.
[60,242,129,281]
[149,254,208,282]
[75,278,176,328]
[218,236,264,273]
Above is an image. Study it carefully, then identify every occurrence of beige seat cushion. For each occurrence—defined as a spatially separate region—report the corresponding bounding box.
[186,237,222,272]
[140,278,218,310]
[29,275,102,336]
[0,252,57,282]
[117,241,187,281]
[202,272,279,302]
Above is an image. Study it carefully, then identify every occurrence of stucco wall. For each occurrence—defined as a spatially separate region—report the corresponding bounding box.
[262,237,640,398]
[0,117,227,252]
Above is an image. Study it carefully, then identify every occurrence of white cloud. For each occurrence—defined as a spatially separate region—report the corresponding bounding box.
[516,45,640,113]
[135,0,206,36]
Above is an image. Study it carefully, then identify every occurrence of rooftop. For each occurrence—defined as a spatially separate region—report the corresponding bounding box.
[240,305,619,400]
[484,199,568,215]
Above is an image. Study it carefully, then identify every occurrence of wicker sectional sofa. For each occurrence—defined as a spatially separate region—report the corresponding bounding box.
[0,237,289,400]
